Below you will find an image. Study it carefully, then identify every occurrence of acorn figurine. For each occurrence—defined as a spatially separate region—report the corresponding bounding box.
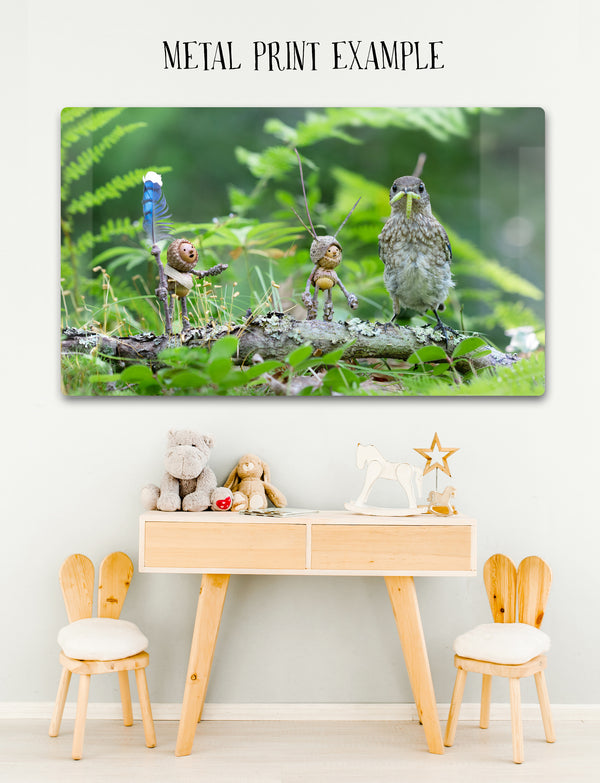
[164,238,228,331]
[293,150,360,322]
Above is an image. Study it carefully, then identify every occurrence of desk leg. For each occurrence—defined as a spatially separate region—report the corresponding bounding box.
[175,573,230,757]
[385,576,444,755]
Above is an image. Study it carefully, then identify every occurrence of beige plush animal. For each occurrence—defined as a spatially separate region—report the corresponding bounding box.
[141,429,232,512]
[224,454,287,512]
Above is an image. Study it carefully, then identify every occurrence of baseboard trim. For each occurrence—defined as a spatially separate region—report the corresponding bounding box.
[1,702,599,721]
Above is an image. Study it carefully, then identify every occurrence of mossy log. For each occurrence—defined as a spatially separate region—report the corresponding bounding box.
[61,314,517,372]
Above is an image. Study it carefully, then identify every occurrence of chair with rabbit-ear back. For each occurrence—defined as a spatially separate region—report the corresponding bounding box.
[444,554,554,764]
[49,552,156,760]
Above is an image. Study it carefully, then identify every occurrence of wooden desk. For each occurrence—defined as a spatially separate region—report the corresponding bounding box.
[139,510,476,757]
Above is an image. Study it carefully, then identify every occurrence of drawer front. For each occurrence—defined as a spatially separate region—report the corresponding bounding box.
[311,524,473,571]
[144,522,306,570]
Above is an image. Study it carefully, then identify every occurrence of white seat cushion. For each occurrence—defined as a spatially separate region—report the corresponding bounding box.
[453,622,550,665]
[58,618,149,661]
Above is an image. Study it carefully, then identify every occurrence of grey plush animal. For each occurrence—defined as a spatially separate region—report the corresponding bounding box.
[378,175,454,344]
[141,429,232,512]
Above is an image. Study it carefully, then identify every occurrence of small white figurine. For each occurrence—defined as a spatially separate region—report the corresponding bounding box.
[344,443,426,517]
[427,485,457,516]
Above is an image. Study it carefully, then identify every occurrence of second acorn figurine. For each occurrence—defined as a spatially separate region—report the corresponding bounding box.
[165,238,228,332]
[224,454,287,512]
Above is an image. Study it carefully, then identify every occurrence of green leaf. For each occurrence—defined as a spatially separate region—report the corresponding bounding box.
[209,336,238,360]
[169,370,208,389]
[157,347,191,366]
[215,369,251,390]
[208,356,233,382]
[322,366,361,391]
[431,364,453,377]
[287,345,313,366]
[119,365,155,384]
[452,336,488,358]
[319,347,347,364]
[241,360,283,380]
[408,346,448,364]
[469,349,492,359]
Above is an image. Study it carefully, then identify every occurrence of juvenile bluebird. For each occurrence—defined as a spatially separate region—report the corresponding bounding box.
[378,176,454,343]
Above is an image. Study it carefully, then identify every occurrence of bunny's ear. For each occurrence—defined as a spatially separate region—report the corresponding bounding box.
[261,460,271,482]
[224,463,240,490]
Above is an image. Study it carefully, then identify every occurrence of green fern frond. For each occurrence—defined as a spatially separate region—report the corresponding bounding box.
[478,301,543,331]
[235,146,297,180]
[61,107,93,127]
[266,107,493,150]
[67,217,140,258]
[427,352,545,397]
[62,123,148,191]
[61,108,125,152]
[446,228,543,300]
[66,166,171,216]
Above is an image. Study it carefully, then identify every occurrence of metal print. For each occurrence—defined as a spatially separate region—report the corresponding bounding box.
[60,107,544,396]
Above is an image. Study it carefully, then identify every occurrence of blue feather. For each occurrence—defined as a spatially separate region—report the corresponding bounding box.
[142,171,173,246]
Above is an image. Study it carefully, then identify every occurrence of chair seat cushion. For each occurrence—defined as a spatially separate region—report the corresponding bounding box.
[453,622,550,665]
[58,618,149,661]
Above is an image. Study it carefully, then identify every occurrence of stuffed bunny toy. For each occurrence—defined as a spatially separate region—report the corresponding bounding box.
[224,454,287,512]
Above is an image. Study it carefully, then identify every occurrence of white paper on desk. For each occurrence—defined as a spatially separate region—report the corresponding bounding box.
[240,508,319,517]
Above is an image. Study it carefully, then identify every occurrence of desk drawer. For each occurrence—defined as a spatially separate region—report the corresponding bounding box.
[143,521,306,570]
[311,524,473,572]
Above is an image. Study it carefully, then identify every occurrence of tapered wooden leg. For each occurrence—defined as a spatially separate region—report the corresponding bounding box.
[509,678,523,764]
[534,670,555,743]
[175,574,230,757]
[49,667,71,737]
[385,576,444,755]
[444,667,466,747]
[72,674,91,760]
[480,674,492,729]
[118,670,133,726]
[135,667,157,748]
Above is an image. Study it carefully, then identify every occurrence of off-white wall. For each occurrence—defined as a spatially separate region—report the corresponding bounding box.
[3,0,598,707]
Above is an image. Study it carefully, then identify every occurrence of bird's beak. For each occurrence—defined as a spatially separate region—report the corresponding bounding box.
[391,189,421,219]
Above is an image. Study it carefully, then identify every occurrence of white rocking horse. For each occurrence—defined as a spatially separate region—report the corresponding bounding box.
[345,444,426,516]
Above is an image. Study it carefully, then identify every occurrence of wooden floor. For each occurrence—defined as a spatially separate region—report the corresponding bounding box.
[2,719,598,781]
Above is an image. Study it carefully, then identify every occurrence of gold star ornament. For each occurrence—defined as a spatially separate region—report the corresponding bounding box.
[414,432,459,477]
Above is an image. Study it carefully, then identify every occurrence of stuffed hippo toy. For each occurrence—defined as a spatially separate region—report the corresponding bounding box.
[224,453,287,512]
[141,429,232,512]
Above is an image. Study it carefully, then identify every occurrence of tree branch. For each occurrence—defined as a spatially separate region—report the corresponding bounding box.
[62,315,517,372]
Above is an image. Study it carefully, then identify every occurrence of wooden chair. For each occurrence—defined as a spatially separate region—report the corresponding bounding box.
[444,554,554,763]
[49,552,156,759]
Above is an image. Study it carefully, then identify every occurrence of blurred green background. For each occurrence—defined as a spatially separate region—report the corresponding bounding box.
[61,107,544,346]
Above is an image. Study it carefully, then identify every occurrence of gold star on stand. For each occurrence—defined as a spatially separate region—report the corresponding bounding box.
[414,432,459,477]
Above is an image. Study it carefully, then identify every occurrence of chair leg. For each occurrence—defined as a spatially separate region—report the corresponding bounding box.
[72,674,91,761]
[118,671,133,726]
[49,667,71,737]
[509,678,524,764]
[135,667,156,748]
[444,667,467,747]
[480,674,492,729]
[534,670,555,743]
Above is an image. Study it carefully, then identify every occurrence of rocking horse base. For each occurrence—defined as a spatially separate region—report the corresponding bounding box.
[344,502,428,517]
